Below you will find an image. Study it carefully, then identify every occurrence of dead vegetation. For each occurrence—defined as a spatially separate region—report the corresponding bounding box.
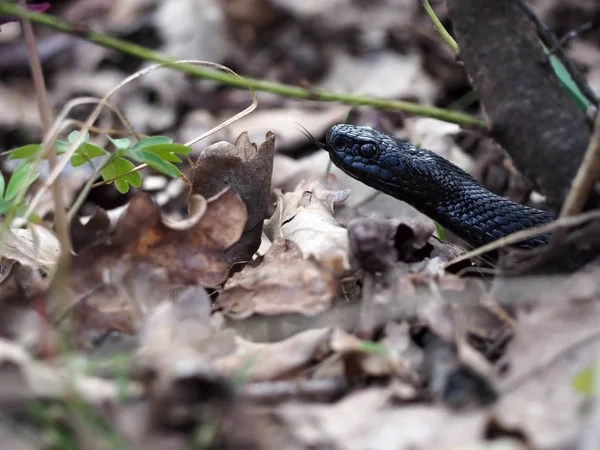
[1,0,600,449]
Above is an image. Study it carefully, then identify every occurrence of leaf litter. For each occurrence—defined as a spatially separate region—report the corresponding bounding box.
[1,0,600,448]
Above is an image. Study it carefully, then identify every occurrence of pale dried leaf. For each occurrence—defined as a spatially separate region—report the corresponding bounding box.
[264,175,352,274]
[217,239,338,318]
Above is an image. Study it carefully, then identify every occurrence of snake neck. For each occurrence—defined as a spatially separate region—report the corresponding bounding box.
[324,124,555,249]
[332,150,554,249]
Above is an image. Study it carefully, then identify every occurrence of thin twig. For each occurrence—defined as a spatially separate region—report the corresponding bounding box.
[560,111,600,217]
[0,3,487,130]
[515,0,599,107]
[19,2,73,312]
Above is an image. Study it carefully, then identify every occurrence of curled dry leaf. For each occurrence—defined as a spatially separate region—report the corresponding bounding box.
[216,239,338,319]
[264,175,352,275]
[0,223,59,277]
[71,187,247,292]
[0,223,59,305]
[192,131,275,264]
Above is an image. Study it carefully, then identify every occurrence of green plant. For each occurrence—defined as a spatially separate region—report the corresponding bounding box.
[4,130,191,204]
[0,161,40,216]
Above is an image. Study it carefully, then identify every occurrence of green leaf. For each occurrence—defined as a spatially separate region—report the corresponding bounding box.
[573,364,596,396]
[68,130,89,143]
[142,147,182,163]
[0,199,11,214]
[3,144,42,161]
[435,222,445,241]
[143,143,191,156]
[541,41,591,112]
[55,140,70,154]
[5,163,40,201]
[107,136,131,151]
[0,172,4,199]
[101,157,142,194]
[70,143,109,167]
[134,150,181,178]
[129,136,174,153]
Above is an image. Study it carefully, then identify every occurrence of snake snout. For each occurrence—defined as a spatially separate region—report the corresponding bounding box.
[325,124,344,146]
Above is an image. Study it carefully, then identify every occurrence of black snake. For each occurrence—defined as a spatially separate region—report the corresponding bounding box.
[324,124,554,249]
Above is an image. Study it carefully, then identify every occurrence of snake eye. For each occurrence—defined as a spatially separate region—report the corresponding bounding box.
[359,143,377,158]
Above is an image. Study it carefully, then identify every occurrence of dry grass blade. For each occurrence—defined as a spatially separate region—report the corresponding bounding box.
[179,60,258,149]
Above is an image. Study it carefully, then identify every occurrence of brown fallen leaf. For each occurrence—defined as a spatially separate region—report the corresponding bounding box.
[71,264,172,349]
[70,207,111,253]
[192,131,275,265]
[264,175,352,275]
[348,217,436,272]
[215,327,333,382]
[70,187,247,292]
[216,239,338,319]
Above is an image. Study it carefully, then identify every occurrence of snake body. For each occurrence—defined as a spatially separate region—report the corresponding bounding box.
[325,124,554,249]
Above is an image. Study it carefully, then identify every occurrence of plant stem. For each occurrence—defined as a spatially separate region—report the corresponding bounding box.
[0,2,487,130]
[420,0,459,54]
[19,1,72,314]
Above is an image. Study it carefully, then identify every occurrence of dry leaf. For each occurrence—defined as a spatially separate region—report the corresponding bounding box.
[216,239,338,318]
[70,207,111,253]
[215,327,333,381]
[0,223,59,274]
[71,187,247,291]
[348,217,436,272]
[493,280,600,448]
[275,386,489,450]
[192,131,275,264]
[264,175,352,275]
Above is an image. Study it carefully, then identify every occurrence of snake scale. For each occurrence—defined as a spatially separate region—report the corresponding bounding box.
[324,124,554,249]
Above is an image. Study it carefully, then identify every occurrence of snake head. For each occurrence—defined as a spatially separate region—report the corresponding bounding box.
[324,123,417,184]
